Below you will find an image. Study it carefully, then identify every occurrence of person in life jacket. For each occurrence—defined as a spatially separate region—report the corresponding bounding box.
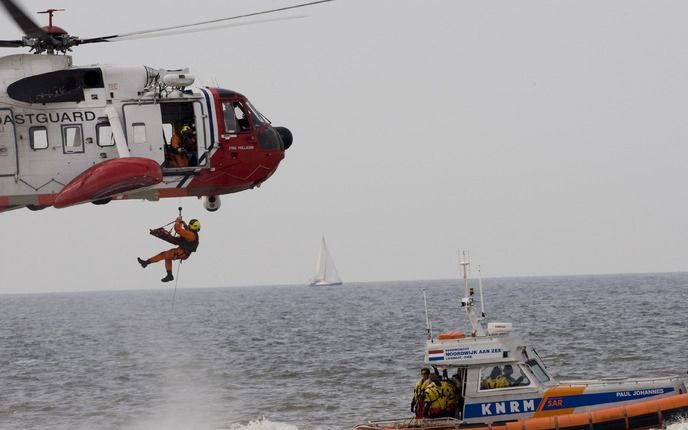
[180,124,198,166]
[412,367,431,418]
[441,369,458,418]
[503,364,526,387]
[450,370,464,419]
[167,125,190,168]
[137,217,200,282]
[481,366,508,390]
[423,374,446,418]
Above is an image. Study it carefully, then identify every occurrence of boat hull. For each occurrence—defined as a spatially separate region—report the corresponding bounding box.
[353,392,688,430]
[309,281,343,286]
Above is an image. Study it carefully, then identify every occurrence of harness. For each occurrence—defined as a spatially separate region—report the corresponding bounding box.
[180,232,199,254]
[149,223,199,255]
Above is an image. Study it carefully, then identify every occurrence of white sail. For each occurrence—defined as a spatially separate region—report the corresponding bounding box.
[309,236,342,286]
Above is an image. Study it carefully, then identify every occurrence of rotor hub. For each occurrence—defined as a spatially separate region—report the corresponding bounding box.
[40,25,67,35]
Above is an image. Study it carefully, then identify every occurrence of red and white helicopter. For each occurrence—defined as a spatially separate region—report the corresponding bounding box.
[0,0,330,213]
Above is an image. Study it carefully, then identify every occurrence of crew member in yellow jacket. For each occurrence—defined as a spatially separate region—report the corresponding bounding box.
[411,367,430,418]
[423,375,446,418]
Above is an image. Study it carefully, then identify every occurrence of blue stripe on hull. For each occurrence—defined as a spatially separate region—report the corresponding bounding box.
[464,387,674,419]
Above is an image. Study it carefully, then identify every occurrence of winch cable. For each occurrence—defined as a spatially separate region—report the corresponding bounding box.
[168,259,182,328]
[164,206,184,328]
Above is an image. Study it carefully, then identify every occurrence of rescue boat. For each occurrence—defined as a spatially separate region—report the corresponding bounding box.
[354,255,688,430]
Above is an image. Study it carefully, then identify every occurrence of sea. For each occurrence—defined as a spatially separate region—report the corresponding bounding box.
[1,273,687,430]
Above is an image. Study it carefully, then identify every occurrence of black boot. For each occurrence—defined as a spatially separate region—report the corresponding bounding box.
[161,271,174,283]
[137,257,150,268]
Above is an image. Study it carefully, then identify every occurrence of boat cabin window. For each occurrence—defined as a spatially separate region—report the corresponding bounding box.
[525,359,550,383]
[222,101,250,133]
[97,124,115,147]
[62,125,84,154]
[479,365,530,390]
[30,127,48,150]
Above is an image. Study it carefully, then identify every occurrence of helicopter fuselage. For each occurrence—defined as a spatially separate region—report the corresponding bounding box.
[0,54,290,212]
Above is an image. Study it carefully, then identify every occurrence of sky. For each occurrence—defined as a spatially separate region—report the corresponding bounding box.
[1,0,688,294]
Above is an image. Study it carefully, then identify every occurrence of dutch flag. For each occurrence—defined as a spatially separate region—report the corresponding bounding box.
[427,349,445,361]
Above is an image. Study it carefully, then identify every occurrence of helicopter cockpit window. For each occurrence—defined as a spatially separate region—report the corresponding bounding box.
[97,124,115,147]
[247,101,269,129]
[222,102,237,133]
[62,125,84,154]
[30,127,48,150]
[479,365,531,390]
[222,101,250,133]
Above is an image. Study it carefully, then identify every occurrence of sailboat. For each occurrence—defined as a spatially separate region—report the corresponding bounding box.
[309,236,342,286]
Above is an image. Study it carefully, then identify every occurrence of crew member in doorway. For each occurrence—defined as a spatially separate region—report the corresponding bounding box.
[137,217,200,282]
[441,369,458,418]
[423,374,446,418]
[451,370,464,419]
[180,124,197,166]
[412,367,430,418]
[167,125,189,168]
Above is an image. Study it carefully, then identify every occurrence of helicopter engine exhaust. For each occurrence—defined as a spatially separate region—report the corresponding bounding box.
[275,126,293,150]
[204,195,221,212]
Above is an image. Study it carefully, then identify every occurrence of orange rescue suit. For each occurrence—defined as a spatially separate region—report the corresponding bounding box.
[148,220,198,271]
[168,132,189,168]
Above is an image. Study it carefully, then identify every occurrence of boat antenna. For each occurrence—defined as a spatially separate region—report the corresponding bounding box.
[423,289,433,340]
[459,250,486,336]
[460,250,470,296]
[478,264,486,318]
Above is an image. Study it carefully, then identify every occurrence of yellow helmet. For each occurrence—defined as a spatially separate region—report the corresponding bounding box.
[188,219,201,231]
[180,125,192,134]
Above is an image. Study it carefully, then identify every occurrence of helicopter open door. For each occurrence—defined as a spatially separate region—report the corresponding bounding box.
[160,100,207,170]
[0,109,18,177]
[122,103,165,163]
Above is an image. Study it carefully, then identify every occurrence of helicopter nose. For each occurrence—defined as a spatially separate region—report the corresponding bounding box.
[275,126,293,150]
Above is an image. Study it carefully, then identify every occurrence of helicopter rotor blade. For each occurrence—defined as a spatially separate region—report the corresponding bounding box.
[78,0,332,45]
[79,16,306,44]
[0,0,49,39]
[0,39,23,47]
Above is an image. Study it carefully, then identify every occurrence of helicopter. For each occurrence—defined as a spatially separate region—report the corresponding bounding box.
[0,0,331,213]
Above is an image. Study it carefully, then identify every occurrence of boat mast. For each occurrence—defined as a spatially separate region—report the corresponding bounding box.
[460,251,486,336]
[478,264,486,318]
[423,289,433,340]
[312,237,325,283]
[320,236,327,281]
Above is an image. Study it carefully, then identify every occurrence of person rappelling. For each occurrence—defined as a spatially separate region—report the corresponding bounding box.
[137,208,200,282]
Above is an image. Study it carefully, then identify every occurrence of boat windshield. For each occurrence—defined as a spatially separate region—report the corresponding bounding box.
[479,364,531,390]
[526,359,550,383]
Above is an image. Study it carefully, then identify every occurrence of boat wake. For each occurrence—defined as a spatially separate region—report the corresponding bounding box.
[229,418,299,430]
[666,418,688,430]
